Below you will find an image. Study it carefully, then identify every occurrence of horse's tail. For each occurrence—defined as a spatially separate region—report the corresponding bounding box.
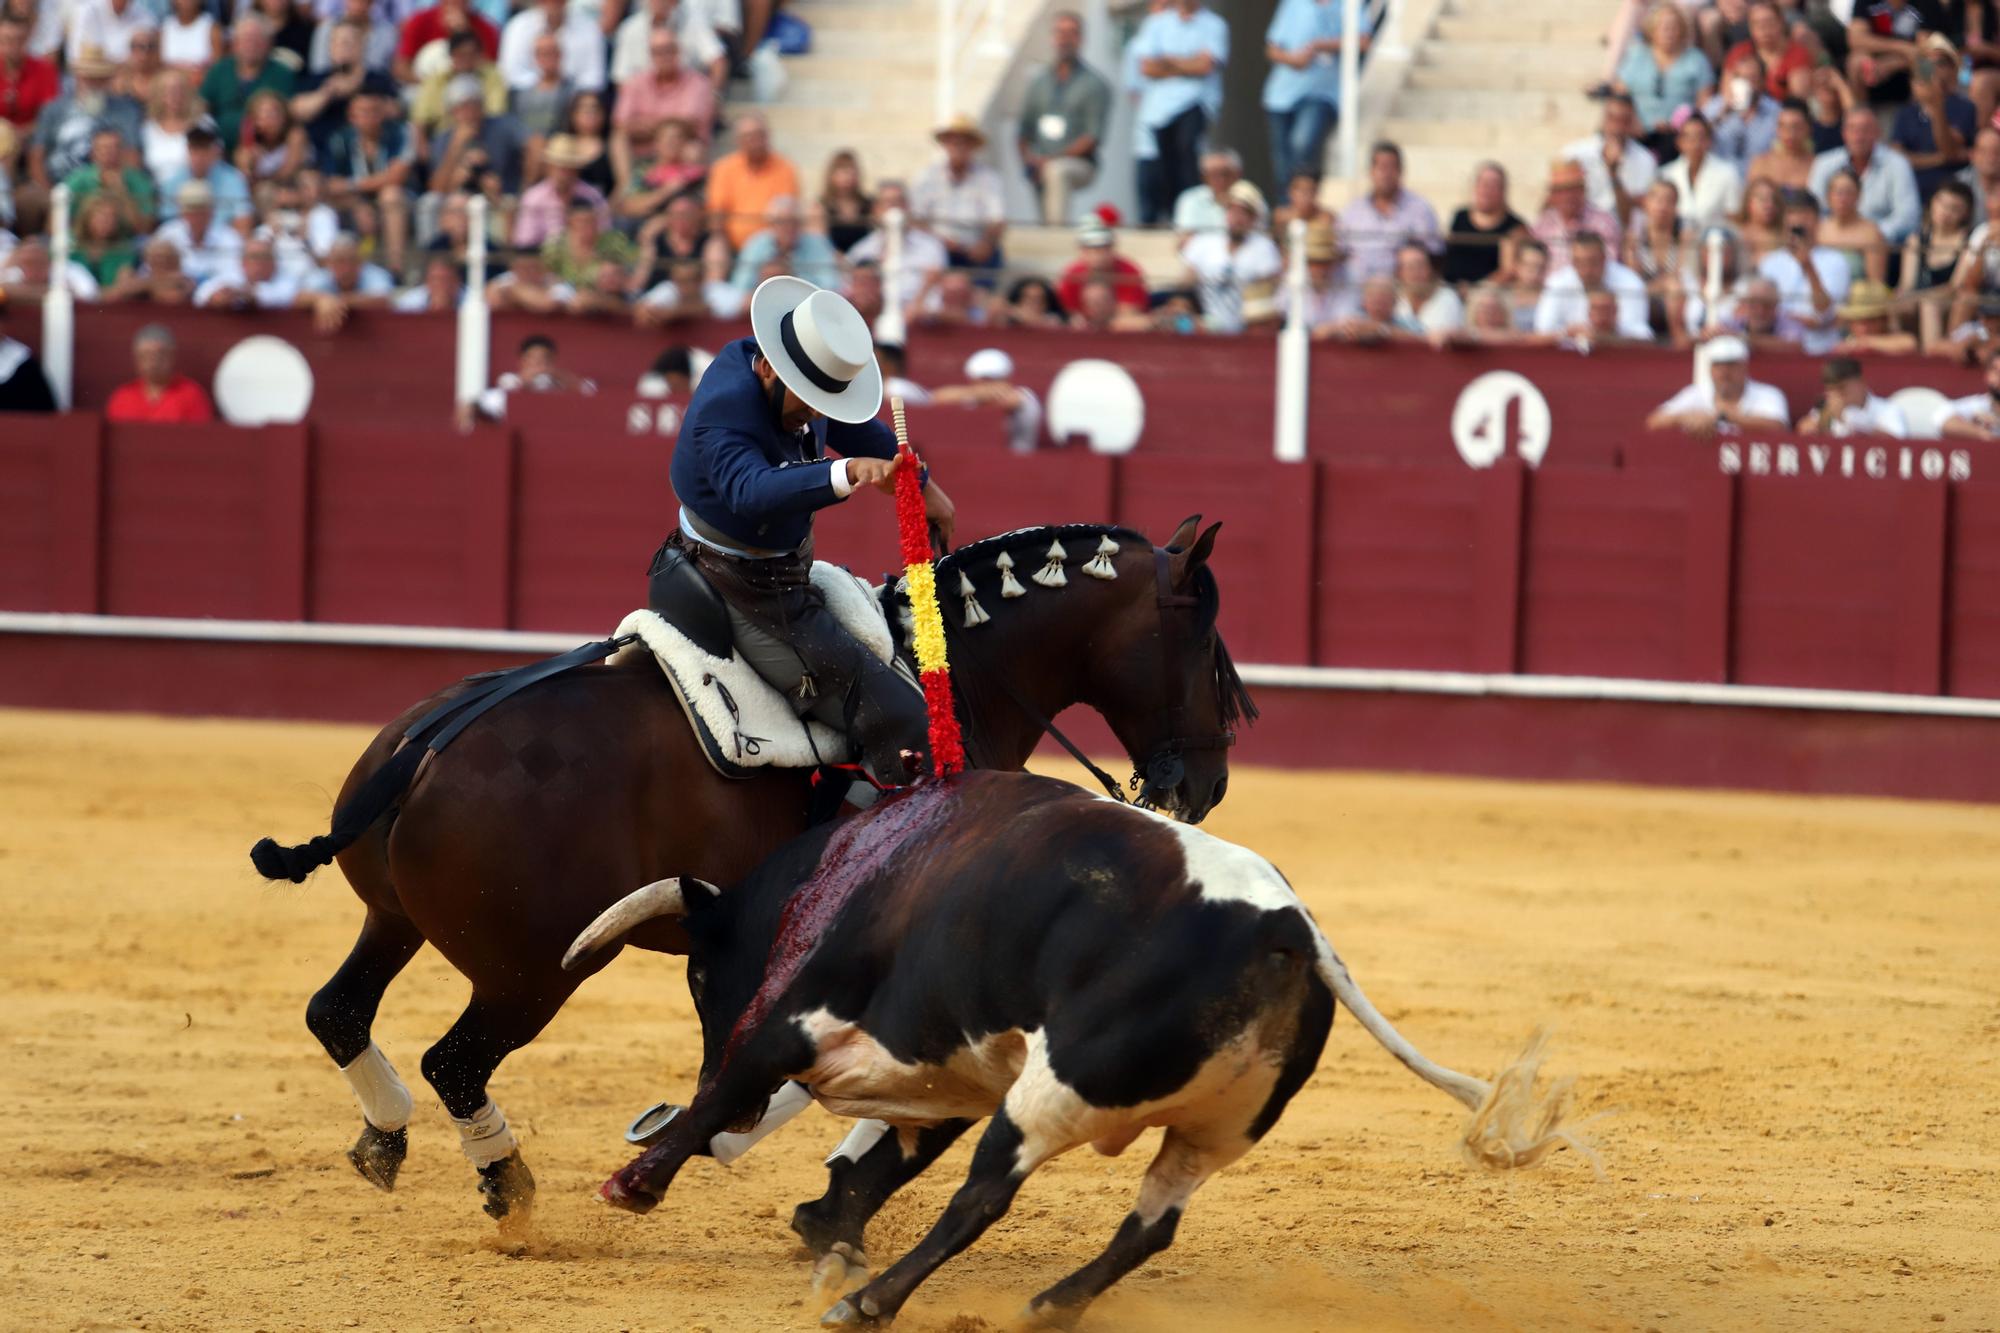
[249,742,427,884]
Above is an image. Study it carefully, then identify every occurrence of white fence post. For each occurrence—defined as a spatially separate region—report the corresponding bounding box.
[42,183,74,411]
[455,193,491,412]
[1274,218,1310,463]
[875,207,909,346]
[1340,0,1364,186]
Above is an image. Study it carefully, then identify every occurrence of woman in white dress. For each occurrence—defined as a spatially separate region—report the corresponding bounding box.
[159,0,221,73]
[142,71,209,184]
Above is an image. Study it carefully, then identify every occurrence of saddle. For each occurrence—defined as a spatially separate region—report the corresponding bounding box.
[610,561,906,780]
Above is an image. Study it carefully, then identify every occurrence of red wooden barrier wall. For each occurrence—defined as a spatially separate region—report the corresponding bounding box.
[8,412,2000,704]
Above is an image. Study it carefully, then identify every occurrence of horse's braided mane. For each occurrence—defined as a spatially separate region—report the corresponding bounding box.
[936,523,1150,580]
[936,522,1258,730]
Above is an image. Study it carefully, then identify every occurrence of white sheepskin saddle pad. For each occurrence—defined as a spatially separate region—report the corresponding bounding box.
[609,562,900,779]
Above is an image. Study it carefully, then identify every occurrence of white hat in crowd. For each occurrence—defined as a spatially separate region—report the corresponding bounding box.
[964,348,1015,382]
[1706,335,1750,364]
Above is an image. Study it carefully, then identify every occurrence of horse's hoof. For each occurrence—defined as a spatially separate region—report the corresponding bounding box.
[597,1172,659,1215]
[624,1101,683,1147]
[346,1123,407,1192]
[819,1296,882,1328]
[810,1242,869,1297]
[477,1150,535,1221]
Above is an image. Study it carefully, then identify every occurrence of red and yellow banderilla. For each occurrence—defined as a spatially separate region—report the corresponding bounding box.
[888,397,966,777]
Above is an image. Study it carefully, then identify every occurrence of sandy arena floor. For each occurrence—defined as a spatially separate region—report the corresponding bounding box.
[1,707,1996,1333]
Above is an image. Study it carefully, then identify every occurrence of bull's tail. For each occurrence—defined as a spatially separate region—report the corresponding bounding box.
[249,742,427,884]
[1307,924,1583,1170]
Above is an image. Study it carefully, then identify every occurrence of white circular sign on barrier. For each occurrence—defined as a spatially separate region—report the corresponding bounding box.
[1451,370,1552,468]
[213,335,315,425]
[1047,358,1145,455]
[1888,385,1950,440]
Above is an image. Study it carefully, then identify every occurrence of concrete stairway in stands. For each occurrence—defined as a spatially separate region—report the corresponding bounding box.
[752,0,1039,194]
[1374,0,1624,220]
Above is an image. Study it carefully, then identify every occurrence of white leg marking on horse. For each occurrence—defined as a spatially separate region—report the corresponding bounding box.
[709,1080,813,1165]
[340,1042,413,1132]
[452,1099,518,1168]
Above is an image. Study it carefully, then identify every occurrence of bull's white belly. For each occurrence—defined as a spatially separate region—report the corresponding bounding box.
[793,1008,1028,1123]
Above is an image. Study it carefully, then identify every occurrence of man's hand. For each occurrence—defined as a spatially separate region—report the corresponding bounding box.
[1603,135,1625,169]
[847,455,900,493]
[923,478,956,550]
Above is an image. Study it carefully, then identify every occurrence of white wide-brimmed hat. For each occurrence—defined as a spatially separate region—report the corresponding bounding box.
[749,276,883,423]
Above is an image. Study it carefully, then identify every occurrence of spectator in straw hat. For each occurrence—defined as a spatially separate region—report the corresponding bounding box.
[1832,277,1917,353]
[1057,211,1147,312]
[154,177,244,283]
[512,129,609,247]
[1645,334,1790,435]
[1279,220,1355,326]
[1181,178,1282,333]
[25,43,143,190]
[911,113,1006,272]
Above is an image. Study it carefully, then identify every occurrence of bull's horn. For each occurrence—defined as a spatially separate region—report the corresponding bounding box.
[562,877,708,971]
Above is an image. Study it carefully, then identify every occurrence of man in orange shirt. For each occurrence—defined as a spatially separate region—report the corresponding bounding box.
[706,111,799,251]
[105,325,215,423]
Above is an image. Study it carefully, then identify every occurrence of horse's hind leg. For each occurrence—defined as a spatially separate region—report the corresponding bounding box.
[420,990,565,1224]
[305,909,425,1191]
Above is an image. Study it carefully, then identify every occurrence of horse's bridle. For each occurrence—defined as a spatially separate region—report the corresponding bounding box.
[1131,546,1237,810]
[931,543,1235,813]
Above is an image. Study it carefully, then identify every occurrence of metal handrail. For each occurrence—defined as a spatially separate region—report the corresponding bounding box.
[936,0,1012,122]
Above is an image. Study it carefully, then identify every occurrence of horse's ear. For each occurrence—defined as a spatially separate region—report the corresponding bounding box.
[1171,522,1221,587]
[1164,514,1203,551]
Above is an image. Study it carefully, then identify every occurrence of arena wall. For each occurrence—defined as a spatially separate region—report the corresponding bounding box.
[4,393,1999,802]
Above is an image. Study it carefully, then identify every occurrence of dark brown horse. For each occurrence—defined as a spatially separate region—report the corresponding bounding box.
[249,518,1255,1224]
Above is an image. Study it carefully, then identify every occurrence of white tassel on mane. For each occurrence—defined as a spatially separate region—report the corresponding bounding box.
[1082,535,1120,580]
[996,551,1026,598]
[1032,538,1068,588]
[958,570,989,627]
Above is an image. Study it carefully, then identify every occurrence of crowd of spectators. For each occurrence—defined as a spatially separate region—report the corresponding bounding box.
[8,0,2000,441]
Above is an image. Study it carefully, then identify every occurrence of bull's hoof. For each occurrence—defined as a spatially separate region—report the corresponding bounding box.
[810,1242,869,1297]
[477,1150,535,1221]
[819,1296,884,1328]
[597,1171,660,1215]
[790,1197,842,1255]
[1022,1299,1083,1331]
[346,1123,407,1192]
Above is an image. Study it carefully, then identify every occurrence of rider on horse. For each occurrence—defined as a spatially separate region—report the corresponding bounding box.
[650,276,957,787]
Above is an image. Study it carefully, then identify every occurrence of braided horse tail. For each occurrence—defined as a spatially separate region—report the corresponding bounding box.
[248,742,427,884]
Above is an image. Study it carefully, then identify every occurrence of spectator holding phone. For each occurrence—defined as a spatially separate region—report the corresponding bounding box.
[1889,35,1975,199]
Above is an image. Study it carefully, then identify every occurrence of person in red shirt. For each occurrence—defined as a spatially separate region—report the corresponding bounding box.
[0,13,60,131]
[394,0,499,85]
[1724,2,1813,101]
[105,324,216,423]
[1055,215,1150,313]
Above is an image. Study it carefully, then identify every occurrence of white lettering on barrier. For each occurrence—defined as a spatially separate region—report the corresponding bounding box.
[625,403,683,436]
[1451,372,1552,468]
[1717,442,1972,481]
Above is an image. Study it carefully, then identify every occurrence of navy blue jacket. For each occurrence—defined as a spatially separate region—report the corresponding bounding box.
[670,337,898,550]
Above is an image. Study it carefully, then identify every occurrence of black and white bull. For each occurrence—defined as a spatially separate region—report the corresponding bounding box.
[563,771,1573,1328]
